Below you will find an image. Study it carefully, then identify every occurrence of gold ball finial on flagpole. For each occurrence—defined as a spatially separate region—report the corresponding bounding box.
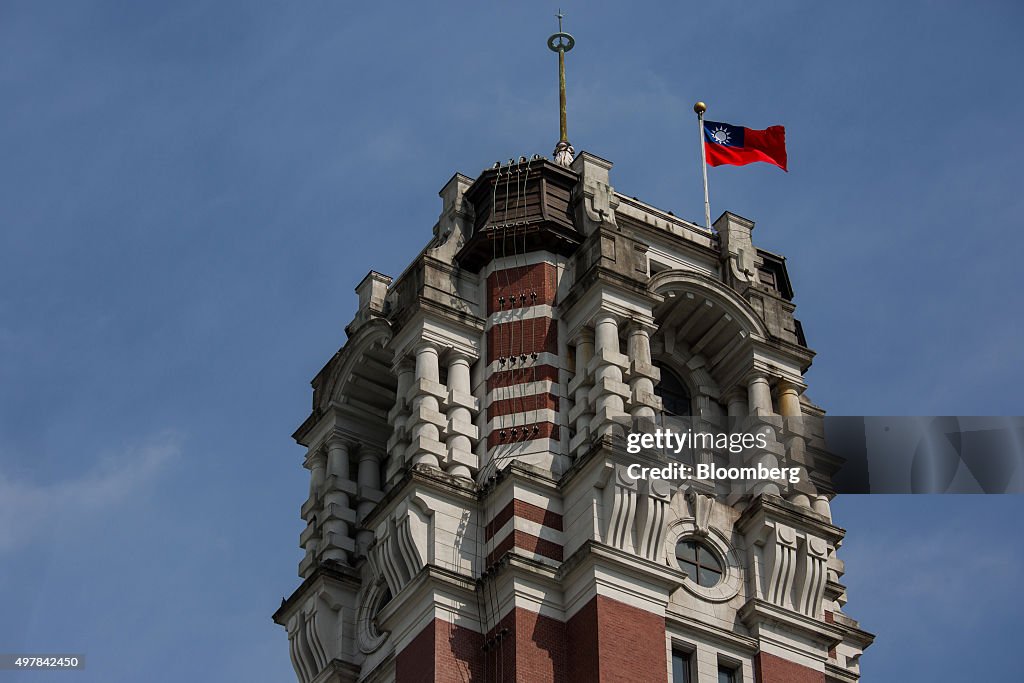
[694,101,707,115]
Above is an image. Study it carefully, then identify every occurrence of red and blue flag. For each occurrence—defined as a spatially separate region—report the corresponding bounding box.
[703,120,787,171]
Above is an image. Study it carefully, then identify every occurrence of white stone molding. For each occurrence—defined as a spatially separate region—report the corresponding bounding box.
[600,464,638,554]
[635,477,672,562]
[570,152,619,234]
[287,596,339,683]
[286,613,313,683]
[597,462,671,561]
[370,499,431,598]
[687,490,714,538]
[763,523,798,609]
[795,535,829,618]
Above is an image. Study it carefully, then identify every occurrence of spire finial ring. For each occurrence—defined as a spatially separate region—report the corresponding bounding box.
[548,32,575,52]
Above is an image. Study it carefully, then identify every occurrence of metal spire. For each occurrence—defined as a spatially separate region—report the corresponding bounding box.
[548,9,575,167]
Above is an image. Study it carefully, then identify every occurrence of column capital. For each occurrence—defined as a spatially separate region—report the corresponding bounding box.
[304,449,328,469]
[357,447,384,463]
[626,320,654,336]
[445,349,474,366]
[392,356,416,375]
[414,340,440,355]
[775,379,805,395]
[327,431,357,451]
[745,371,770,385]
[723,386,748,404]
[574,327,595,345]
[592,310,621,326]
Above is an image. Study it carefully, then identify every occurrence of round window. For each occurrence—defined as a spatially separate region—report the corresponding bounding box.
[373,587,392,620]
[675,539,723,587]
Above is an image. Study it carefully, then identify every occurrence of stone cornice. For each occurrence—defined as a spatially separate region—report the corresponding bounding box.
[363,464,477,531]
[736,494,846,545]
[557,539,685,602]
[665,609,760,654]
[738,598,846,649]
[272,560,361,625]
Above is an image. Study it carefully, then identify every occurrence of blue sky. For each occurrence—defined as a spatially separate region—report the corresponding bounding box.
[1,1,1021,680]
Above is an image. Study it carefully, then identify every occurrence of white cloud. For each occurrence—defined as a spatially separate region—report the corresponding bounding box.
[0,432,180,551]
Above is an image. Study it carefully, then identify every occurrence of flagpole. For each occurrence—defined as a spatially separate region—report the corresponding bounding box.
[694,101,711,231]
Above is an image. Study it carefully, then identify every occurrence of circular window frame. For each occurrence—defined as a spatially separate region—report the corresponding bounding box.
[356,580,392,654]
[675,538,725,588]
[665,520,741,603]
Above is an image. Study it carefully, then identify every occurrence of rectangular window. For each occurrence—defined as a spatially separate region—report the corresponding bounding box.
[671,650,692,683]
[649,259,670,277]
[717,664,737,683]
[758,267,777,289]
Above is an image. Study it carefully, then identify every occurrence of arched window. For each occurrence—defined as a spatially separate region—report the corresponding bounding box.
[655,364,691,417]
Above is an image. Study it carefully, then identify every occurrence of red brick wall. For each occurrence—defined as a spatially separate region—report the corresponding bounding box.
[486,421,559,449]
[487,263,558,312]
[565,596,600,683]
[485,608,567,683]
[487,317,558,359]
[485,499,564,540]
[488,392,560,419]
[514,608,567,683]
[486,529,563,566]
[567,595,667,683]
[396,618,484,683]
[487,365,559,390]
[755,652,824,683]
[396,621,435,683]
[484,261,561,455]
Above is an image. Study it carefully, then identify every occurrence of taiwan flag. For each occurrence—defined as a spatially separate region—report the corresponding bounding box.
[703,120,787,171]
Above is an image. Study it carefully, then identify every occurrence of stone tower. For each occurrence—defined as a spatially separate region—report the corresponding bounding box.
[273,152,872,682]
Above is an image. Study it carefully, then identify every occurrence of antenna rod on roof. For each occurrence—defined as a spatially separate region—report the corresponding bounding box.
[548,9,575,167]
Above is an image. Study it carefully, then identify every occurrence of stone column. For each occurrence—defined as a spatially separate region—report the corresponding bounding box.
[594,314,625,416]
[356,449,381,555]
[304,450,326,561]
[385,360,415,482]
[322,437,352,564]
[776,381,802,417]
[569,328,596,456]
[411,342,442,467]
[445,352,473,478]
[725,387,749,420]
[574,329,595,416]
[627,322,657,421]
[308,450,326,502]
[745,374,781,497]
[777,380,813,507]
[747,373,774,416]
[594,314,619,358]
[722,388,750,470]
